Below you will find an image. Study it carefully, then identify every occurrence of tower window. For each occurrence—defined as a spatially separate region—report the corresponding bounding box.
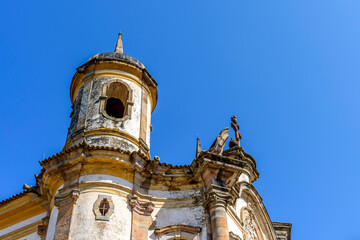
[106,97,125,118]
[100,81,133,121]
[99,198,110,216]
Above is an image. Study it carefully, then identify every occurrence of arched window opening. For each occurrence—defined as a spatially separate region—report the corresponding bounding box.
[106,97,125,118]
[99,198,110,216]
[103,82,129,119]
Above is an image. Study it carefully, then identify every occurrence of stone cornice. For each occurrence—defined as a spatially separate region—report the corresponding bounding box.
[39,142,134,167]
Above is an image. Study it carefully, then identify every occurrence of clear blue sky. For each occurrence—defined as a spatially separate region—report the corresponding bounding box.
[1,1,360,239]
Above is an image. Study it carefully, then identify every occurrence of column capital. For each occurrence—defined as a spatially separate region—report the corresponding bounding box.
[54,188,80,208]
[129,195,154,216]
[205,185,233,209]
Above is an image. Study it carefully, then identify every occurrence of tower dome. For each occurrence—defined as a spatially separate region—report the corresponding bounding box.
[66,33,158,156]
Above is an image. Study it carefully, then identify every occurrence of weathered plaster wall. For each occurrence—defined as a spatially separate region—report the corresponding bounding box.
[79,174,133,189]
[67,74,153,152]
[149,205,206,239]
[86,76,141,135]
[67,84,86,141]
[235,197,247,215]
[70,191,132,240]
[147,189,202,199]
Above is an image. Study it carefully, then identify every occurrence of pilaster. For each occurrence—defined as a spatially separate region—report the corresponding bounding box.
[129,195,154,240]
[205,185,232,240]
[53,189,80,240]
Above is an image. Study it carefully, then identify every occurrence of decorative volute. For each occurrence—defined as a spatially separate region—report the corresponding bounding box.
[65,34,158,156]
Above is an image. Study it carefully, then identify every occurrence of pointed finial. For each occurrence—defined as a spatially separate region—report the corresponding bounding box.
[115,33,123,53]
[196,137,202,158]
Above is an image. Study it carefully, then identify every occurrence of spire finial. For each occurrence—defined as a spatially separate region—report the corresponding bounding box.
[115,33,123,53]
[196,137,202,158]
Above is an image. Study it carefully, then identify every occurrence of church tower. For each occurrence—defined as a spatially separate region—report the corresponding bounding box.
[66,33,157,156]
[0,34,291,240]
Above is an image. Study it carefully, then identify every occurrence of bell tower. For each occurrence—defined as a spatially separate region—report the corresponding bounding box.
[66,33,158,156]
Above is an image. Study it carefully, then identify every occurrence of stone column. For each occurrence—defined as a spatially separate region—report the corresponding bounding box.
[129,195,154,240]
[206,185,232,240]
[53,189,80,240]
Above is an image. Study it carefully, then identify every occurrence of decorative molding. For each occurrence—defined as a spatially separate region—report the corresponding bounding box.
[0,220,42,240]
[93,194,114,221]
[230,231,243,240]
[0,203,46,231]
[128,195,154,216]
[54,189,80,208]
[84,128,140,146]
[240,203,264,240]
[155,224,201,240]
[205,184,232,209]
[227,206,247,239]
[138,138,149,154]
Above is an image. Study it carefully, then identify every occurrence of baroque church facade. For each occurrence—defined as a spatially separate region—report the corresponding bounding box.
[0,34,291,240]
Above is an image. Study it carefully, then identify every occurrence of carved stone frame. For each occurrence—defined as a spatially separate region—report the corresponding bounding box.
[240,205,264,240]
[154,225,201,240]
[99,79,134,122]
[93,194,114,221]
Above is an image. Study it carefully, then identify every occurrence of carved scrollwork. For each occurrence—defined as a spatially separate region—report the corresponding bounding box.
[240,203,262,240]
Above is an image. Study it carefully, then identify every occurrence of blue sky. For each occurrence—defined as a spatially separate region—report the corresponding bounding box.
[1,1,360,239]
